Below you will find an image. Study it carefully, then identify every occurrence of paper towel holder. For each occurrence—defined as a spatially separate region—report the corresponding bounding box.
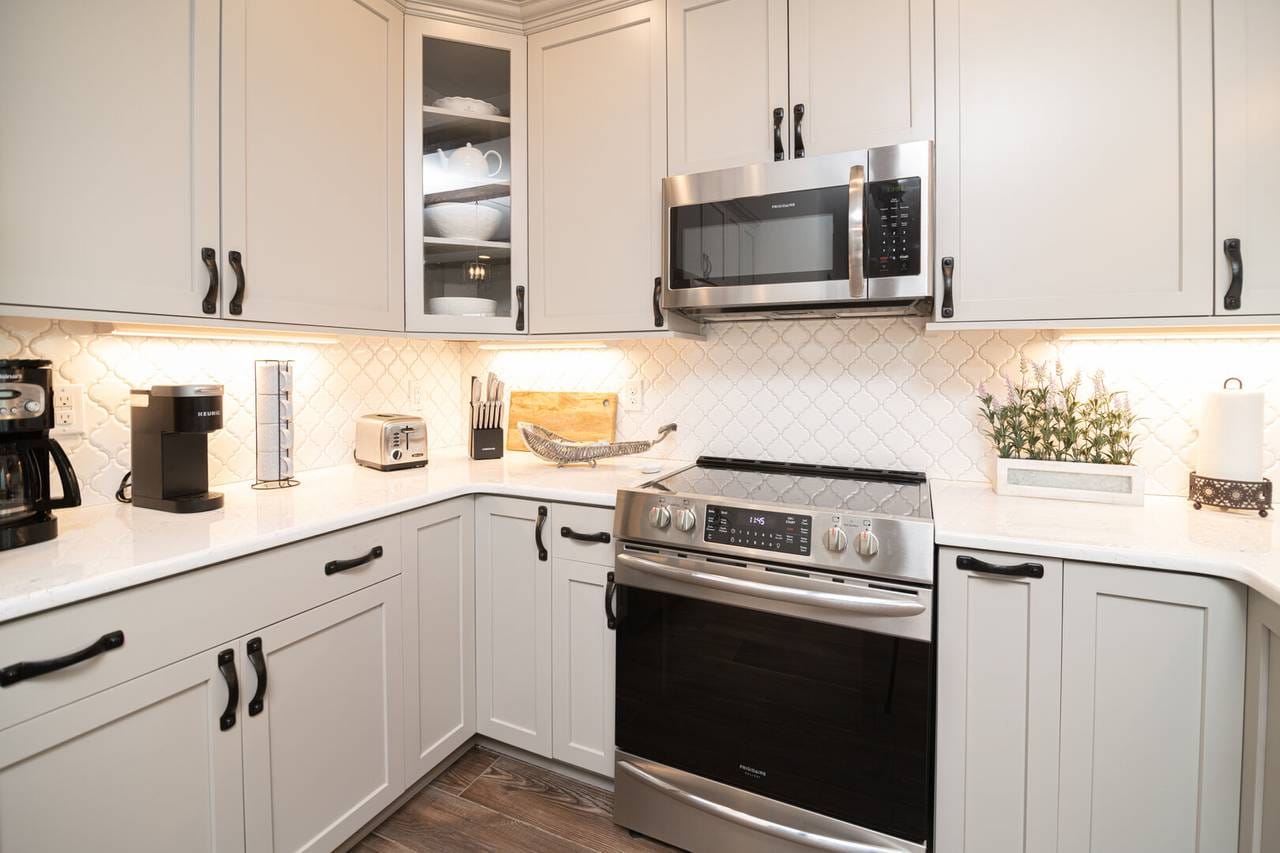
[1224,377,1244,390]
[1190,472,1271,517]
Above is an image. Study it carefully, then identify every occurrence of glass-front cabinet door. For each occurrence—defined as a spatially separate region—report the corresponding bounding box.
[405,20,527,334]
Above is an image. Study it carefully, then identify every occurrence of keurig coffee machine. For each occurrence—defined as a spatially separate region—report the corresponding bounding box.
[129,384,225,513]
[0,359,82,549]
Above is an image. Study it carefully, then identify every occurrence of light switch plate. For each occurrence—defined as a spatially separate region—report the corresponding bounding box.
[621,379,643,412]
[52,384,85,436]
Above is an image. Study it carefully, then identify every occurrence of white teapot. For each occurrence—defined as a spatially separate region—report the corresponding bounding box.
[433,143,503,180]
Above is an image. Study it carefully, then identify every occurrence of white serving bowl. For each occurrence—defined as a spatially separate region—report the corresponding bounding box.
[429,297,497,317]
[432,96,501,116]
[423,202,503,241]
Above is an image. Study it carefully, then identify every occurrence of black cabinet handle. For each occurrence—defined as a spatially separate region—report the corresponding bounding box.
[228,250,246,315]
[605,571,618,630]
[535,506,549,561]
[1223,238,1243,311]
[0,630,124,687]
[325,545,383,576]
[940,256,955,319]
[218,648,238,731]
[561,526,610,544]
[201,247,219,315]
[247,637,267,716]
[956,554,1044,579]
[515,285,526,332]
[772,107,785,161]
[793,103,806,158]
[653,276,664,328]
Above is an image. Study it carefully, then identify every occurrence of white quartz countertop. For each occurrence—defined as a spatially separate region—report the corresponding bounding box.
[932,480,1280,600]
[0,448,688,623]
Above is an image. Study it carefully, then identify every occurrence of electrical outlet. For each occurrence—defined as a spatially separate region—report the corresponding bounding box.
[52,384,85,436]
[409,380,424,409]
[621,379,643,412]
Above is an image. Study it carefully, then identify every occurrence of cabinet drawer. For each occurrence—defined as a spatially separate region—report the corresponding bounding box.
[0,516,401,731]
[552,504,616,567]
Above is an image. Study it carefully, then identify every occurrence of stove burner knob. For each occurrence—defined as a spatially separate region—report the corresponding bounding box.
[673,507,696,532]
[648,505,671,529]
[823,527,847,553]
[855,530,880,557]
[23,401,40,413]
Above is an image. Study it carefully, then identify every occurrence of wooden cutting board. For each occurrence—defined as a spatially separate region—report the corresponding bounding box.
[506,391,617,451]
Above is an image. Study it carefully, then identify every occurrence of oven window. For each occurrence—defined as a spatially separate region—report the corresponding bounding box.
[669,186,849,288]
[615,586,932,845]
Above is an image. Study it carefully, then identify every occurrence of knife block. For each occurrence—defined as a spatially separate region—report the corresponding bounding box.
[470,427,504,460]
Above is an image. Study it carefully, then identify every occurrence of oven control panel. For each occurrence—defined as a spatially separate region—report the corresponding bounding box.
[704,504,811,556]
[864,176,921,279]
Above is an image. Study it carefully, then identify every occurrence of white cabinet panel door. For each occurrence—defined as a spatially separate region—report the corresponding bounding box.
[242,579,404,853]
[552,558,616,777]
[1214,0,1280,316]
[528,2,668,334]
[935,548,1063,853]
[0,646,245,853]
[935,0,1214,322]
[222,0,404,331]
[1241,589,1280,853]
[1059,563,1245,853]
[0,0,220,318]
[788,0,933,156]
[402,498,476,779]
[475,496,554,756]
[667,0,789,174]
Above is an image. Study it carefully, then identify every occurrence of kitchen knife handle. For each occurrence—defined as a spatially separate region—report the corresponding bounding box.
[535,505,548,561]
[1223,238,1243,311]
[0,630,124,687]
[247,637,267,716]
[515,285,525,331]
[956,554,1044,579]
[653,276,664,327]
[793,103,805,159]
[940,256,955,319]
[324,545,383,576]
[228,250,246,315]
[217,648,238,731]
[772,107,785,161]
[201,247,219,314]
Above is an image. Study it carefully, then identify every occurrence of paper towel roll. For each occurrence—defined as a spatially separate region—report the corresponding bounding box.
[1197,379,1264,481]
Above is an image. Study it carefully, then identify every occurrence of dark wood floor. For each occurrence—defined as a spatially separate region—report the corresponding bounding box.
[355,746,680,853]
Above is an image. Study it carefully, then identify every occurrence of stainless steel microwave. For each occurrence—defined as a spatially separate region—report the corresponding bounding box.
[662,140,933,321]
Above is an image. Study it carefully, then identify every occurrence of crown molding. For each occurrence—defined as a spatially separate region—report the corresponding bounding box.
[400,0,648,34]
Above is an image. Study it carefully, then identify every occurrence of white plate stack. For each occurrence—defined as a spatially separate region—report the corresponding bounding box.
[255,360,297,486]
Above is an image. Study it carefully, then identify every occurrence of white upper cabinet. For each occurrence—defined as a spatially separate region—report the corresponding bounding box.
[405,20,529,335]
[787,0,933,157]
[528,2,675,335]
[1214,0,1280,317]
[934,0,1215,323]
[0,0,220,319]
[667,0,789,174]
[221,0,404,332]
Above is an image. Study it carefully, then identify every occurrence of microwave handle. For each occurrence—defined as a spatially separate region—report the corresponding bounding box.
[848,164,866,298]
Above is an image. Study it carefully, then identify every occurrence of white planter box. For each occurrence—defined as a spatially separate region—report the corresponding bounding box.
[994,457,1145,506]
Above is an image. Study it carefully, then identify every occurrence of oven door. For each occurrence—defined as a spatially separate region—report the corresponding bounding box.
[663,152,866,313]
[612,548,932,852]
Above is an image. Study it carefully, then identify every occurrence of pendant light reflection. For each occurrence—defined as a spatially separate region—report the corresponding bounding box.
[466,254,490,283]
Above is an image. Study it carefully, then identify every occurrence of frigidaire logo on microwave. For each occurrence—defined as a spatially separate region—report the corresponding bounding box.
[770,202,796,209]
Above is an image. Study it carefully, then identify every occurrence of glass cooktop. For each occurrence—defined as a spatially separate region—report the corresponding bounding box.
[646,456,932,520]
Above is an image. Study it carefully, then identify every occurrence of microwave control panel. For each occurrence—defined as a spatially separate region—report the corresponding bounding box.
[864,177,922,279]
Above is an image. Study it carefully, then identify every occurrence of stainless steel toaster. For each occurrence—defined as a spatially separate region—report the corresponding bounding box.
[354,414,427,471]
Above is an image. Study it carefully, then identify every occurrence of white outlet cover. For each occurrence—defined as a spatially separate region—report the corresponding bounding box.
[51,384,85,436]
[621,379,643,412]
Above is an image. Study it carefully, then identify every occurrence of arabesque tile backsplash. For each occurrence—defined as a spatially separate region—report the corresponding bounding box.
[4,315,1278,505]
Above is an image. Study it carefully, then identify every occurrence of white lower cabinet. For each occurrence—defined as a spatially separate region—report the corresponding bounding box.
[937,549,1247,853]
[474,496,555,755]
[401,498,477,779]
[241,579,404,853]
[1240,589,1280,852]
[0,645,247,853]
[551,558,616,777]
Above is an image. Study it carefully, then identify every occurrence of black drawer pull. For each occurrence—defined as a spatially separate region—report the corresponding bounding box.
[940,256,955,318]
[228,250,246,315]
[201,247,219,314]
[793,103,806,158]
[772,107,785,161]
[561,526,610,544]
[1223,238,1243,311]
[957,554,1044,579]
[218,648,238,731]
[653,276,665,328]
[325,545,383,576]
[515,285,526,331]
[535,506,548,561]
[247,637,267,716]
[605,571,618,630]
[0,630,125,687]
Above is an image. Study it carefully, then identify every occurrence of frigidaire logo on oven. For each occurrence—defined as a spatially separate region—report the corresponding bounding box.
[738,764,767,779]
[769,202,796,209]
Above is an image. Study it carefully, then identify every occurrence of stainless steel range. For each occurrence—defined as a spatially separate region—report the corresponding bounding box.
[610,457,934,853]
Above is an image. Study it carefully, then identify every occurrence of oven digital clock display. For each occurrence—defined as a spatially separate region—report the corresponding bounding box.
[704,505,811,556]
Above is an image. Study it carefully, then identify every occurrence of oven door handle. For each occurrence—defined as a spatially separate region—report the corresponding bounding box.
[614,552,924,618]
[617,759,911,853]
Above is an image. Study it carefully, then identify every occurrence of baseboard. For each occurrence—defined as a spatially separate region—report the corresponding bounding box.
[474,735,616,791]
